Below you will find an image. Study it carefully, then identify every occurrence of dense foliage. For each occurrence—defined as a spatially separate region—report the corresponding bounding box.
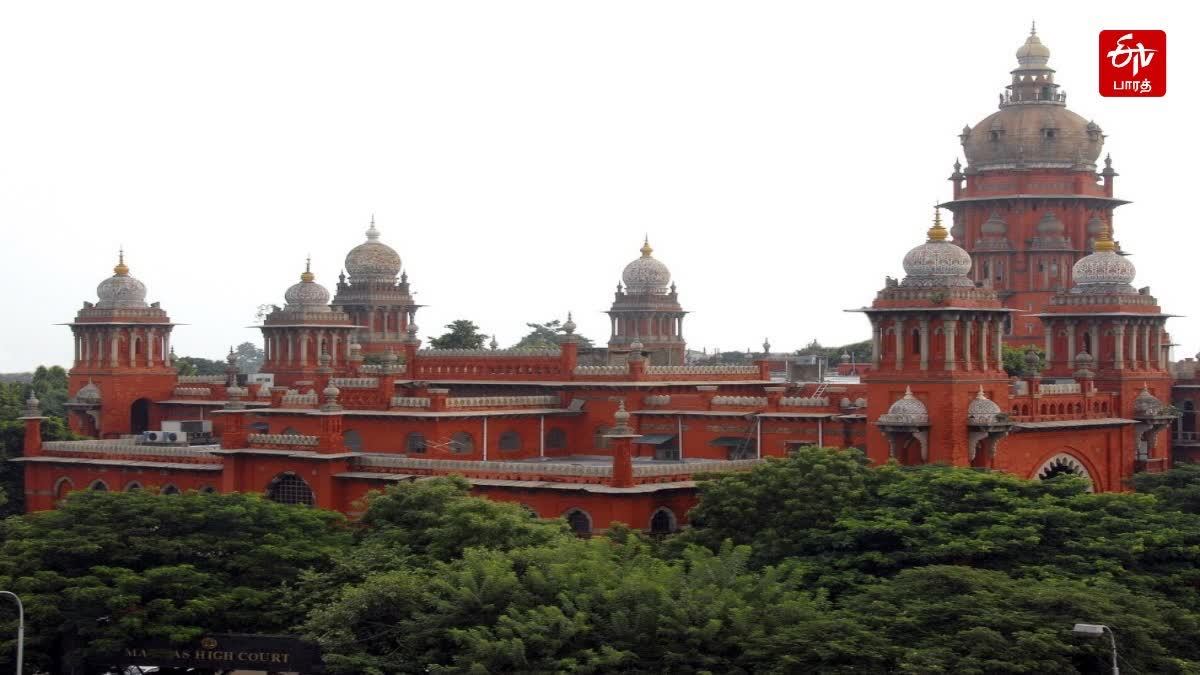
[0,365,77,514]
[513,319,594,349]
[428,319,488,349]
[4,451,1200,672]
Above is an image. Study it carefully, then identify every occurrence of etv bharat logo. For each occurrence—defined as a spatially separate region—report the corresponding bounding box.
[1100,30,1166,97]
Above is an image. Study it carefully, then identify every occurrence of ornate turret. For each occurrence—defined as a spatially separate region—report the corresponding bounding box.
[260,257,356,387]
[331,217,421,356]
[607,237,688,365]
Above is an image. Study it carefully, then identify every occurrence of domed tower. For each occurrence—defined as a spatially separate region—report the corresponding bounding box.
[606,237,687,365]
[260,258,357,387]
[855,210,1014,467]
[64,250,177,437]
[1035,218,1173,426]
[944,26,1126,344]
[331,218,420,356]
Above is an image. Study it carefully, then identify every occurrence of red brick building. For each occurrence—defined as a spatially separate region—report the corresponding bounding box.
[15,29,1187,533]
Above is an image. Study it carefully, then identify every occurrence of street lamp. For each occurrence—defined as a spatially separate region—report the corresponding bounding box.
[0,590,23,675]
[1072,623,1118,674]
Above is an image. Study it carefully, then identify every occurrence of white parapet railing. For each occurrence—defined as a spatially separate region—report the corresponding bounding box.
[573,365,628,376]
[779,396,829,407]
[42,439,220,459]
[646,365,760,375]
[390,396,432,408]
[446,396,559,408]
[418,347,561,358]
[329,377,380,388]
[354,455,612,477]
[644,395,671,406]
[712,396,768,407]
[246,433,320,447]
[281,390,319,406]
[633,459,761,476]
[177,375,227,384]
[1040,383,1082,395]
[172,387,213,397]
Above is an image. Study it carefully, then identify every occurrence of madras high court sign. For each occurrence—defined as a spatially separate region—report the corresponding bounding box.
[116,633,324,672]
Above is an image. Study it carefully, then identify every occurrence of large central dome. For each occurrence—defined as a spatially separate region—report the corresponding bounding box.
[622,238,671,294]
[961,28,1104,172]
[345,219,402,283]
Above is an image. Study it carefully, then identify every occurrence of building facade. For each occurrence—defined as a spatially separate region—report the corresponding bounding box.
[16,29,1188,533]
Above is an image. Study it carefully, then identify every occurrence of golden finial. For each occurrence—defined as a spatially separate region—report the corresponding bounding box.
[640,235,653,257]
[927,206,949,242]
[301,255,315,282]
[1094,214,1116,252]
[113,247,129,276]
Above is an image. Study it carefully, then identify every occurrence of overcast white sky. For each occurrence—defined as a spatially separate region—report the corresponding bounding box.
[0,2,1195,371]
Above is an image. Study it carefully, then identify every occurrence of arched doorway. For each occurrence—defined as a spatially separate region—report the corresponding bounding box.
[564,508,592,538]
[1035,453,1094,492]
[130,398,151,434]
[649,508,677,535]
[266,472,315,506]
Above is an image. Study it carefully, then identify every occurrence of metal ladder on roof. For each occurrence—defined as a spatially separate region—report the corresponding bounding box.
[811,382,829,399]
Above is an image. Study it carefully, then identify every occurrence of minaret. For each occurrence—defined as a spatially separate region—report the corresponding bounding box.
[944,28,1123,345]
[606,237,687,365]
[856,210,1014,467]
[260,257,357,387]
[63,250,177,437]
[331,217,421,356]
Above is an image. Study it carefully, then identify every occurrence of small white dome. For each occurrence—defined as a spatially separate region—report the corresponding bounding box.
[980,211,1008,237]
[878,387,929,425]
[96,252,148,309]
[622,238,671,294]
[1071,250,1135,291]
[901,216,974,289]
[1134,386,1166,417]
[284,260,332,309]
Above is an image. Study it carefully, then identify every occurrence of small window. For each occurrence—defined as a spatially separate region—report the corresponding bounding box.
[565,509,592,538]
[162,484,181,495]
[89,480,109,492]
[450,432,474,454]
[545,427,567,451]
[406,432,427,454]
[125,481,142,492]
[499,430,522,452]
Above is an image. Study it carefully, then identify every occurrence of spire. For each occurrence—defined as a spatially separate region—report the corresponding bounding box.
[114,247,129,276]
[927,207,949,242]
[301,255,315,282]
[640,235,653,257]
[1030,20,1036,36]
[366,214,380,241]
[1093,215,1116,252]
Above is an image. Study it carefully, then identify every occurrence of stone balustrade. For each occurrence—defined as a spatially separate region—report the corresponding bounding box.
[352,455,762,478]
[446,396,559,408]
[247,433,319,447]
[779,396,829,407]
[647,365,760,375]
[1039,383,1082,395]
[573,365,628,375]
[172,387,212,397]
[178,375,226,384]
[281,390,319,406]
[390,396,432,408]
[633,459,760,476]
[42,440,219,459]
[330,377,380,388]
[712,396,768,407]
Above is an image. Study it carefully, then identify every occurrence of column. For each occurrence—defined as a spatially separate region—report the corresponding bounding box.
[109,328,119,367]
[963,318,973,371]
[1153,323,1163,369]
[943,317,957,371]
[163,331,171,366]
[1128,323,1139,370]
[1113,322,1125,370]
[894,317,905,370]
[1089,322,1100,359]
[147,328,158,366]
[331,334,340,366]
[1044,320,1054,365]
[1137,319,1147,369]
[979,319,990,371]
[870,318,882,368]
[993,319,1003,367]
[128,328,136,367]
[74,333,81,366]
[610,316,617,338]
[1066,321,1077,369]
[300,330,310,366]
[919,318,931,371]
[80,331,88,366]
[287,333,295,366]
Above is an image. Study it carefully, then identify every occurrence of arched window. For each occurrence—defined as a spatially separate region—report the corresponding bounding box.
[594,426,611,450]
[450,432,474,454]
[53,477,74,500]
[406,432,427,454]
[162,484,181,495]
[545,427,567,451]
[519,503,540,518]
[343,429,364,453]
[200,485,216,494]
[564,508,592,538]
[649,508,677,535]
[281,426,300,436]
[89,480,109,491]
[266,472,315,506]
[499,430,522,452]
[125,481,142,492]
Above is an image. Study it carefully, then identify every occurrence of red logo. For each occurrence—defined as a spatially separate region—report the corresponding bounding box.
[1100,30,1166,97]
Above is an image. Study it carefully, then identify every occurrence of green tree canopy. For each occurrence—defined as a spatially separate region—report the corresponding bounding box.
[234,341,265,374]
[513,319,593,349]
[174,355,225,376]
[0,490,349,672]
[428,320,487,350]
[1002,344,1046,376]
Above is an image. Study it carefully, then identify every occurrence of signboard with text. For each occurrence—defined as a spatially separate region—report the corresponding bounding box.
[115,633,324,672]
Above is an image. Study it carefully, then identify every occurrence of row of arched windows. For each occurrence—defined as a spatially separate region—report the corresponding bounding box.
[53,477,214,499]
[267,427,573,455]
[555,506,679,537]
[1009,400,1110,417]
